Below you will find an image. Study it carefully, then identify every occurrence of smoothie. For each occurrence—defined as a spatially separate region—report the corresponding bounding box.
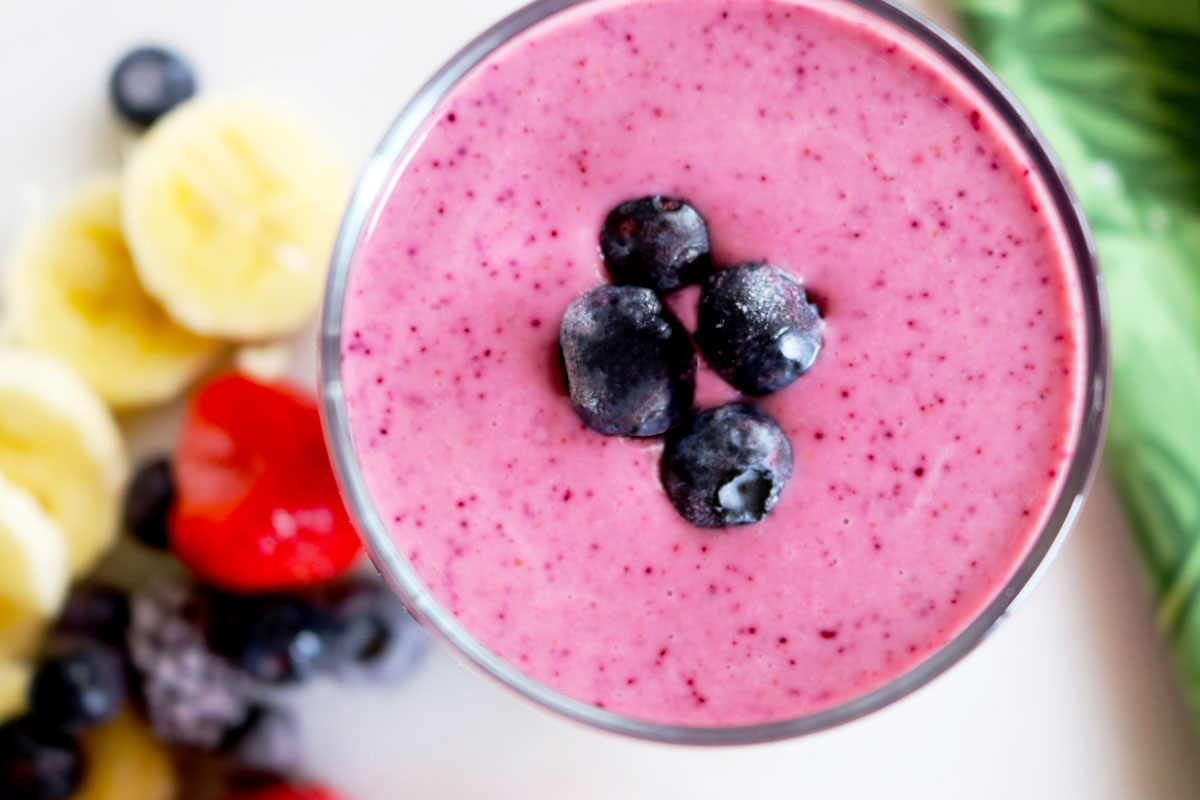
[340,0,1085,726]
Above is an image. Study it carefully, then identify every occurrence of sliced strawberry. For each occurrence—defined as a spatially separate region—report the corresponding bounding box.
[171,373,361,592]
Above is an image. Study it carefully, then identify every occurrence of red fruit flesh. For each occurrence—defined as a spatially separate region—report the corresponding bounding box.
[171,373,361,592]
[221,785,346,800]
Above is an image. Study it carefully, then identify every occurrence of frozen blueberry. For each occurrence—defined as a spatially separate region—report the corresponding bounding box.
[660,403,793,527]
[109,46,196,127]
[560,285,695,436]
[29,643,126,732]
[123,457,175,550]
[0,716,84,800]
[53,584,130,650]
[322,579,430,684]
[696,263,822,396]
[206,592,336,685]
[600,196,712,294]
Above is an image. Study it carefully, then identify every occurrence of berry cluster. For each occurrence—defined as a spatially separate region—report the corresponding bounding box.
[130,577,428,761]
[560,196,824,527]
[0,372,424,800]
[0,46,391,800]
[1,575,422,800]
[0,577,424,800]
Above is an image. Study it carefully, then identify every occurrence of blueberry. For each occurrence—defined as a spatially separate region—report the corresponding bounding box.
[220,703,301,775]
[322,579,430,684]
[206,592,335,685]
[600,196,712,294]
[0,716,84,800]
[109,46,196,127]
[123,457,175,550]
[559,285,695,436]
[696,263,823,396]
[29,643,126,732]
[53,584,130,649]
[660,404,793,527]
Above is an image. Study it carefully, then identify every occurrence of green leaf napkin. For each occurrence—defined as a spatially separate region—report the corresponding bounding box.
[949,0,1200,735]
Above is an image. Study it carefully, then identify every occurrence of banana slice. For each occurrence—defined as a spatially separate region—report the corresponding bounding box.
[4,178,222,409]
[122,93,346,340]
[0,470,70,657]
[0,350,128,575]
[0,660,32,721]
[74,710,178,800]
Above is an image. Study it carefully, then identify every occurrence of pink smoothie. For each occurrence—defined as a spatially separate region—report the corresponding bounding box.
[341,0,1085,726]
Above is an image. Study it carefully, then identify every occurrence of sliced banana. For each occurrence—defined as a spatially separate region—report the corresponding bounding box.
[4,177,222,409]
[75,710,178,800]
[122,93,346,340]
[0,349,128,575]
[0,471,70,658]
[0,659,32,721]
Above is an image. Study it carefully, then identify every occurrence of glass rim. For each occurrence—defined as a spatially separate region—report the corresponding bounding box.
[319,0,1110,745]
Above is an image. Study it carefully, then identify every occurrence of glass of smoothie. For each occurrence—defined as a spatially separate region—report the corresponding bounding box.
[320,0,1108,743]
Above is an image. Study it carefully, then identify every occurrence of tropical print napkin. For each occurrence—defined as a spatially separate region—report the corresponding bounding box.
[950,0,1200,734]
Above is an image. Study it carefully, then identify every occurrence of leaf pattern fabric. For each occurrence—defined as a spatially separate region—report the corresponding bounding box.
[951,0,1200,735]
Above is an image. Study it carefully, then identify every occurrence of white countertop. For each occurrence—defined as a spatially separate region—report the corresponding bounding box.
[1,1,1197,798]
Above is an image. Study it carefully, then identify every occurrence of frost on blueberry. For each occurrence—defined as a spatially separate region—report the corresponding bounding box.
[559,285,696,436]
[660,403,793,527]
[696,262,822,396]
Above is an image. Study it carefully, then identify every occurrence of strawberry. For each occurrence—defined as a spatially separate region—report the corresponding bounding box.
[170,373,361,592]
[221,785,346,800]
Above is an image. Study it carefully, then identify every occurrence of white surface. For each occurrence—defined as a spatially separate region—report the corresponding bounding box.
[1,1,1197,798]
